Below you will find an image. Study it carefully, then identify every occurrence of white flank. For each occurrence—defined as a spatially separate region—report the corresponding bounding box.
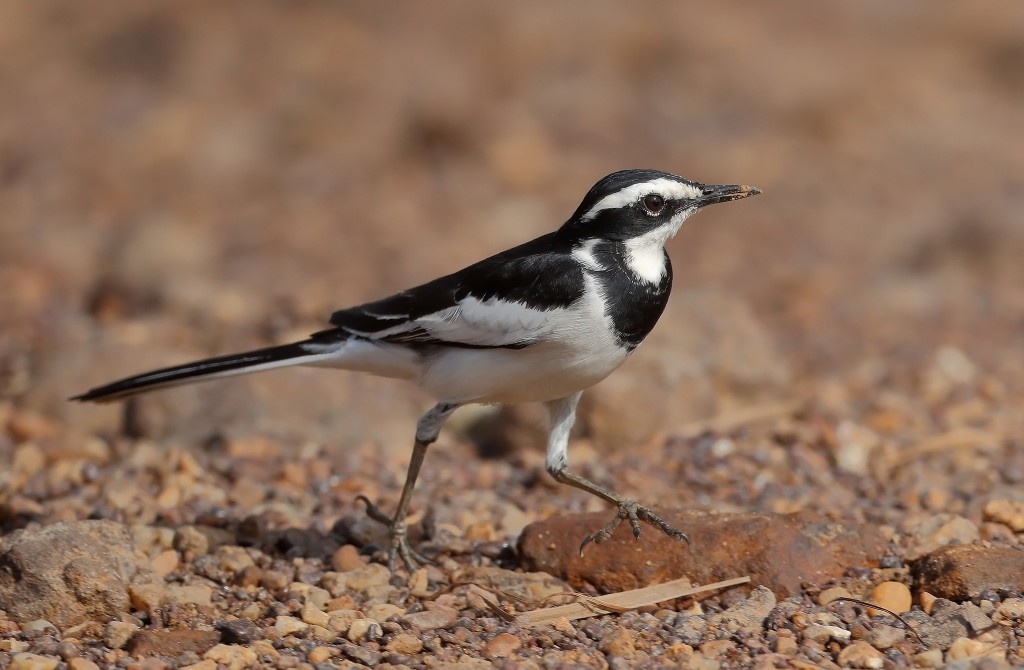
[417,273,629,404]
[581,178,702,222]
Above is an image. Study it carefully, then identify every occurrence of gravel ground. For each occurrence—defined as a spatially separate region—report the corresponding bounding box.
[2,2,1024,668]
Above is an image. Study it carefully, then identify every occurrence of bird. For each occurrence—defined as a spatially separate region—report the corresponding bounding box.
[72,169,761,571]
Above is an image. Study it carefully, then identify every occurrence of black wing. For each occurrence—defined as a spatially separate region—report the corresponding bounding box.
[320,232,586,349]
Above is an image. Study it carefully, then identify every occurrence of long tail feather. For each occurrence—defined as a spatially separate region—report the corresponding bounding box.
[71,341,328,403]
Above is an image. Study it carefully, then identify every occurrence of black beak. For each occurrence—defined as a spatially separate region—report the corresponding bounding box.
[696,183,762,208]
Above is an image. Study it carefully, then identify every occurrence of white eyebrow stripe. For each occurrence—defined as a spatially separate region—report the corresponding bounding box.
[580,178,703,222]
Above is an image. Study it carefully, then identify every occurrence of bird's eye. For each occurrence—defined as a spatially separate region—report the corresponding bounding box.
[642,194,665,215]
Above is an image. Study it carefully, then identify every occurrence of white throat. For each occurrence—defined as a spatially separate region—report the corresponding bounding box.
[623,208,694,284]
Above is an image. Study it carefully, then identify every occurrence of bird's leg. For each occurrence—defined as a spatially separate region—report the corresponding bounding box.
[544,393,690,557]
[358,402,460,572]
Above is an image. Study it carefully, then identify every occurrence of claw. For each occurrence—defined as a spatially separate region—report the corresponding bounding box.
[578,499,690,557]
[355,496,434,571]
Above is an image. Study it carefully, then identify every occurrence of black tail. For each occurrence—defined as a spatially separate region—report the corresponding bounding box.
[71,341,320,403]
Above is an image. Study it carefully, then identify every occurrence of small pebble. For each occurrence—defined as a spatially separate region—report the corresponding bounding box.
[0,640,29,653]
[347,618,380,642]
[947,636,1003,661]
[867,581,912,615]
[802,624,850,643]
[56,641,79,661]
[983,499,1024,531]
[913,649,943,668]
[343,564,390,593]
[401,605,458,630]
[484,632,522,658]
[104,620,138,650]
[274,616,309,636]
[173,526,210,556]
[919,590,937,615]
[774,635,797,655]
[836,640,884,668]
[9,653,60,670]
[215,619,262,644]
[331,544,364,572]
[203,643,258,670]
[816,586,851,606]
[387,633,424,655]
[150,550,179,577]
[300,602,329,628]
[863,623,904,649]
[367,603,405,622]
[216,546,255,573]
[20,620,56,633]
[327,609,359,635]
[307,646,333,663]
[408,568,431,597]
[553,616,575,634]
[601,629,637,657]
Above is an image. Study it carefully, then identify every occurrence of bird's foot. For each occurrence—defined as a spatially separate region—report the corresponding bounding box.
[356,495,432,572]
[578,499,691,557]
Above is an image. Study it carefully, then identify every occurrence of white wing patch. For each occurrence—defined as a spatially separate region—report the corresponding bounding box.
[580,178,703,222]
[339,295,554,348]
[416,296,550,347]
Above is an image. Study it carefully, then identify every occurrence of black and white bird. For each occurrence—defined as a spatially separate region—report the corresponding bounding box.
[73,169,760,570]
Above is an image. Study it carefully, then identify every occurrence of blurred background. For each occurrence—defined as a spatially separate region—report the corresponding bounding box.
[1,1,1022,460]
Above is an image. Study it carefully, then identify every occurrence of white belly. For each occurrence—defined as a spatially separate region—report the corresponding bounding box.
[417,278,630,404]
[305,274,633,404]
[417,338,630,404]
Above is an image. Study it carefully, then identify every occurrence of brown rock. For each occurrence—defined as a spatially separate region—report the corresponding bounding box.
[7,409,59,442]
[128,582,166,612]
[983,499,1024,532]
[172,525,235,557]
[863,624,906,650]
[867,581,912,616]
[600,628,636,658]
[330,544,364,572]
[0,521,160,629]
[817,586,852,606]
[387,632,424,655]
[203,643,257,670]
[518,509,885,595]
[903,514,979,560]
[401,605,458,630]
[919,591,937,614]
[914,544,1024,601]
[946,636,1004,662]
[127,630,221,658]
[9,653,60,670]
[104,620,138,649]
[484,632,522,659]
[837,640,884,668]
[150,550,179,578]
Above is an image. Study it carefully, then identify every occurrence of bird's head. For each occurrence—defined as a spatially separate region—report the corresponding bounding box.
[562,169,760,242]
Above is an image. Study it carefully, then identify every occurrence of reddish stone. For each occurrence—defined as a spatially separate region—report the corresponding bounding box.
[127,629,221,657]
[914,544,1024,601]
[518,509,885,596]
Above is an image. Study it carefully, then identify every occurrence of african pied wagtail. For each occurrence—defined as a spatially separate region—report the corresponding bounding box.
[73,169,761,570]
